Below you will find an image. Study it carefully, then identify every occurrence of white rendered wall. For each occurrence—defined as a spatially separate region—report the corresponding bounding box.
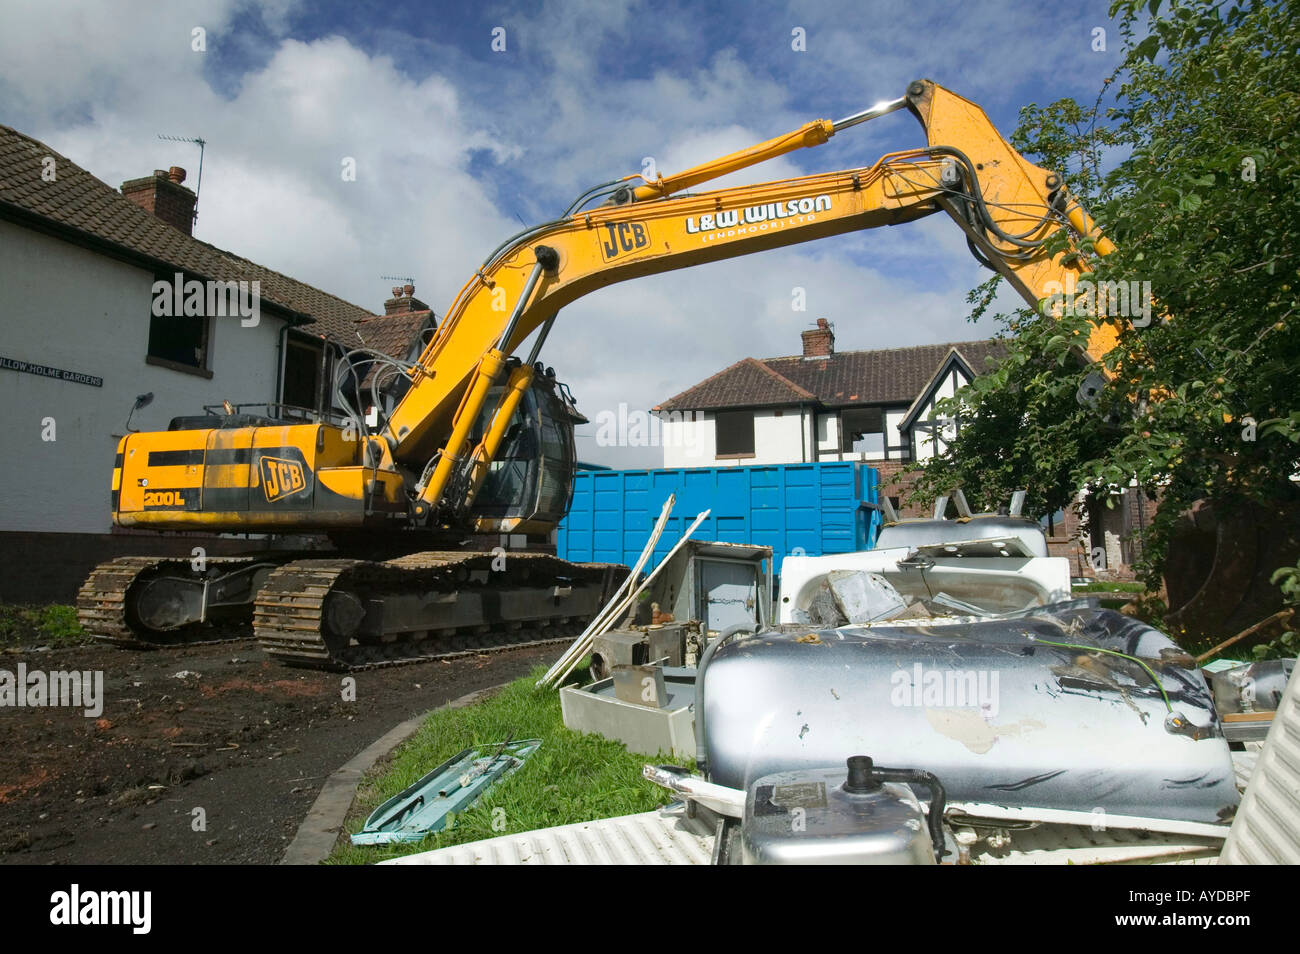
[0,220,285,532]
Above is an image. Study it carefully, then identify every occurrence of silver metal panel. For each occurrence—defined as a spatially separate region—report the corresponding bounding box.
[780,549,1072,623]
[741,767,933,865]
[644,540,772,630]
[697,558,760,631]
[560,673,697,758]
[702,605,1238,824]
[1221,656,1300,864]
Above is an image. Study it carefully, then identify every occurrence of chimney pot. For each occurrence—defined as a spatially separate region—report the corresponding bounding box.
[392,285,403,298]
[403,283,415,297]
[168,166,187,184]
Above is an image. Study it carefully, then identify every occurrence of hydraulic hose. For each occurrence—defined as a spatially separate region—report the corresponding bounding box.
[928,144,1059,248]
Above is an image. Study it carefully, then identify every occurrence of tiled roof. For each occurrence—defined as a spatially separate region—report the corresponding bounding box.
[0,124,372,341]
[656,339,1007,412]
[356,310,433,358]
[655,357,816,412]
[354,310,434,387]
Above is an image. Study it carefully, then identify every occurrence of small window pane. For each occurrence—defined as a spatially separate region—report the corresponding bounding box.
[841,407,883,452]
[715,410,754,456]
[148,313,208,368]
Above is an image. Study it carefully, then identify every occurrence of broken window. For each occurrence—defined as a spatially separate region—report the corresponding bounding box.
[841,406,884,453]
[715,410,755,456]
[147,311,209,372]
[281,336,324,411]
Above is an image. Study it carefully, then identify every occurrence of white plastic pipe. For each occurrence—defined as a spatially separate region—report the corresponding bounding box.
[537,494,676,687]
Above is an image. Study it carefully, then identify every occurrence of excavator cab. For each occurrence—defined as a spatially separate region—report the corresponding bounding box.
[469,369,586,533]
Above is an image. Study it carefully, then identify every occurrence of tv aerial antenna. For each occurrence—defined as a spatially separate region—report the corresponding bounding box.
[157,134,206,223]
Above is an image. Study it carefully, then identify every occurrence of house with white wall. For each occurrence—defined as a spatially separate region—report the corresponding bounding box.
[654,319,1004,472]
[0,123,388,600]
[652,320,1150,578]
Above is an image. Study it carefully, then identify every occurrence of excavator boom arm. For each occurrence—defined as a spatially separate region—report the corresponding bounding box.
[384,79,1116,520]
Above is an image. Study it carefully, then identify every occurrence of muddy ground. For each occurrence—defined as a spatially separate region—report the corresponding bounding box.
[0,639,559,864]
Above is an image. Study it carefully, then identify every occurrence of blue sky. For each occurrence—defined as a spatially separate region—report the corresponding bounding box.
[1,0,1127,465]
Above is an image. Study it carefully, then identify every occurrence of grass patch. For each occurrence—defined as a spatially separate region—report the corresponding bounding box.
[326,663,690,865]
[1071,581,1146,594]
[0,604,88,648]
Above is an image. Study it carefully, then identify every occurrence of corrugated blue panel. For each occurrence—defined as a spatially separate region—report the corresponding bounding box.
[557,461,880,574]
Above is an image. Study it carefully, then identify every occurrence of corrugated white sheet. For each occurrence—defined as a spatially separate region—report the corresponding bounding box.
[1221,658,1300,864]
[380,808,715,865]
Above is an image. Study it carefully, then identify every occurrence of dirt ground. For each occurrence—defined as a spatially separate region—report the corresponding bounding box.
[0,638,560,864]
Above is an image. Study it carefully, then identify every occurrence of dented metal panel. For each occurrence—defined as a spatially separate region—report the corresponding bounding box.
[701,605,1238,824]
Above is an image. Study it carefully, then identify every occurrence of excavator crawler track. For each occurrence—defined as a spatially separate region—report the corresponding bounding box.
[77,555,276,648]
[79,552,626,670]
[254,551,625,670]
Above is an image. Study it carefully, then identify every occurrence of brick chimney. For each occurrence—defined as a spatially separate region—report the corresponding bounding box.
[801,318,835,357]
[383,284,429,315]
[121,167,196,235]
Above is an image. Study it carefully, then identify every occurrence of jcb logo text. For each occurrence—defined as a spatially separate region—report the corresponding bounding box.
[599,221,650,261]
[259,456,307,502]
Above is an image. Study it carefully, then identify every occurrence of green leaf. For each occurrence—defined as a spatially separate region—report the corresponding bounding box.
[1135,35,1161,61]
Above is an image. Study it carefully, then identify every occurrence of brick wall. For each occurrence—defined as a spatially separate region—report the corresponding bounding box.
[120,169,196,235]
[1047,503,1092,578]
[873,460,929,518]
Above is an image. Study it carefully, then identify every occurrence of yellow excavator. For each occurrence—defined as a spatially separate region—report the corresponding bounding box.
[77,79,1121,669]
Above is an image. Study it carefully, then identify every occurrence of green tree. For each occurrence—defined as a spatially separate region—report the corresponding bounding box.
[911,0,1300,609]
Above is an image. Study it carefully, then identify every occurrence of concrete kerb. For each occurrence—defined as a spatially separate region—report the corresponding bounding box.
[280,683,507,865]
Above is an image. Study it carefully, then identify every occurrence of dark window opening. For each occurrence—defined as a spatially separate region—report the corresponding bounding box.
[715,410,755,456]
[841,406,884,453]
[282,337,324,411]
[147,312,209,370]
